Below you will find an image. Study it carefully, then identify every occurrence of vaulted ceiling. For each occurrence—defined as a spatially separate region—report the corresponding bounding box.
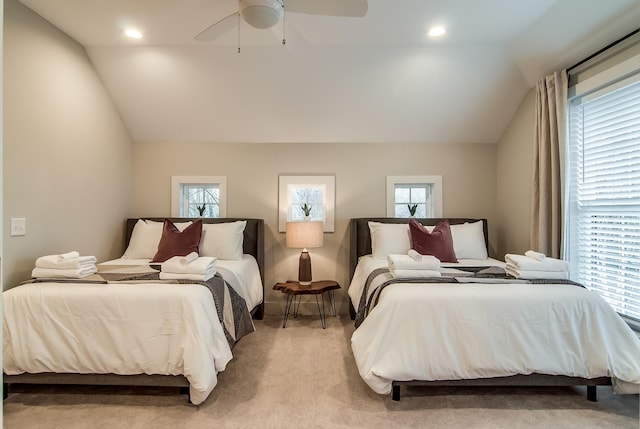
[17,0,640,144]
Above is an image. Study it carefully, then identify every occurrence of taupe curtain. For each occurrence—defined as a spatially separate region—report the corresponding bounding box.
[531,70,567,258]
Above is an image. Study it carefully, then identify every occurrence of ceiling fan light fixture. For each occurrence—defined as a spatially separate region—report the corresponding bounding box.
[240,0,283,29]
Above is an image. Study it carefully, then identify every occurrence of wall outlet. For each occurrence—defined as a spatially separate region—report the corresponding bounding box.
[11,218,26,236]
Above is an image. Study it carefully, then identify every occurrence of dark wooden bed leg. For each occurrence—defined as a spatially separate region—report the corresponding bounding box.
[586,385,597,402]
[392,383,401,401]
[179,386,192,403]
[252,302,265,320]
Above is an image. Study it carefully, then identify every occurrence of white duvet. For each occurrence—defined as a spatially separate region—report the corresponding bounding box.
[2,258,262,405]
[350,256,640,395]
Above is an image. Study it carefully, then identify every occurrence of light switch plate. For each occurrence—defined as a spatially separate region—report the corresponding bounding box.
[11,218,26,236]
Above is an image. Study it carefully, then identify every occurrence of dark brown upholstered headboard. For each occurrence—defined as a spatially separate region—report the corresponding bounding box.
[125,218,265,285]
[349,218,488,283]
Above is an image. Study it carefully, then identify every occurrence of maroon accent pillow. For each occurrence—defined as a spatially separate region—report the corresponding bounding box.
[151,219,203,263]
[408,219,458,263]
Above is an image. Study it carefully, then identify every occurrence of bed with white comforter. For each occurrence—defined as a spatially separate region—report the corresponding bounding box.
[4,276,237,405]
[348,218,640,400]
[3,218,265,405]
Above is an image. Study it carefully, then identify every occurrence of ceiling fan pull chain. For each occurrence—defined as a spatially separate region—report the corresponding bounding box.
[237,12,241,53]
[281,0,286,46]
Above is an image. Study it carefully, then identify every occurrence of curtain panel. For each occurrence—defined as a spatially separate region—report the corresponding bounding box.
[530,70,567,258]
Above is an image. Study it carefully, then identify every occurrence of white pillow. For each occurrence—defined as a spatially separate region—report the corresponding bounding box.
[123,219,192,259]
[449,220,487,259]
[368,222,411,259]
[199,221,246,260]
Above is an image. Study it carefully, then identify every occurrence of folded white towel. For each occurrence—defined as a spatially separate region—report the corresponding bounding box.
[408,250,423,261]
[505,253,569,272]
[388,254,440,271]
[35,255,97,269]
[505,266,568,280]
[390,269,442,278]
[159,271,215,282]
[32,266,97,279]
[162,256,217,275]
[524,250,546,261]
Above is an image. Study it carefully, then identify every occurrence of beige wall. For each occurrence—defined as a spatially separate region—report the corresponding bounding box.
[495,88,535,259]
[1,1,4,294]
[2,0,538,316]
[132,142,497,314]
[3,0,133,288]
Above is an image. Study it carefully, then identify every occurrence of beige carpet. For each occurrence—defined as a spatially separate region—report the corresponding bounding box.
[3,315,639,429]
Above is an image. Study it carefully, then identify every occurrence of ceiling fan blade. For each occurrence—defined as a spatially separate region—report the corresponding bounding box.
[285,0,368,17]
[195,13,239,42]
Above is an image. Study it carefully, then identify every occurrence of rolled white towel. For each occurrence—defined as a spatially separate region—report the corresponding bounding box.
[176,252,199,265]
[505,266,568,280]
[35,255,97,269]
[390,269,442,278]
[159,271,216,282]
[58,251,80,260]
[505,253,569,272]
[32,266,97,279]
[524,250,546,261]
[162,256,217,275]
[388,254,440,271]
[408,249,422,261]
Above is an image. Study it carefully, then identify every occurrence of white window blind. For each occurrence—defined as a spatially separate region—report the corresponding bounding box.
[567,77,640,322]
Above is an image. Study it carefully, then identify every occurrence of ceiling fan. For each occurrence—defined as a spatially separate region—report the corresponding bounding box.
[195,0,368,43]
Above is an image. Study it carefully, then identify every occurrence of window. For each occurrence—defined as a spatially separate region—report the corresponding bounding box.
[171,176,227,218]
[289,186,324,221]
[566,61,640,323]
[393,184,433,217]
[386,176,442,218]
[181,184,219,217]
[278,175,335,232]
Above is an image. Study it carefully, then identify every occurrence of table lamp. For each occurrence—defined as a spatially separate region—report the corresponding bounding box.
[286,221,324,285]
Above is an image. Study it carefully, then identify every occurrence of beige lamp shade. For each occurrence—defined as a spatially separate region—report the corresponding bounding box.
[286,221,323,285]
[286,221,324,249]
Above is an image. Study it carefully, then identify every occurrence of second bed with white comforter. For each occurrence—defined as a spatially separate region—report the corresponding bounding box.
[348,218,640,398]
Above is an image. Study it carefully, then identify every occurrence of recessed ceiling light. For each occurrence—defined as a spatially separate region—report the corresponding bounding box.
[428,26,446,38]
[124,28,143,39]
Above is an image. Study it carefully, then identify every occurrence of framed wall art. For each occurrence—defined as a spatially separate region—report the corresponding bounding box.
[278,175,335,232]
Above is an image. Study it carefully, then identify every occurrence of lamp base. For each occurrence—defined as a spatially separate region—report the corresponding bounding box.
[298,249,312,286]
